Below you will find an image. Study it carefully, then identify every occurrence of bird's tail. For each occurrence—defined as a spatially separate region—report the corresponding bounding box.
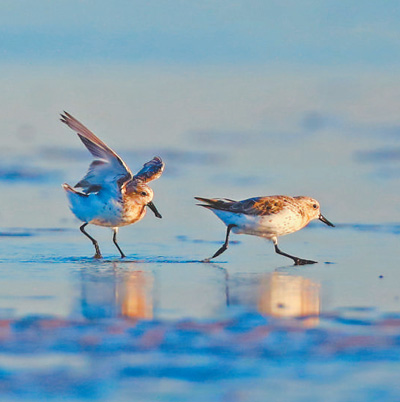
[195,197,236,211]
[62,183,88,197]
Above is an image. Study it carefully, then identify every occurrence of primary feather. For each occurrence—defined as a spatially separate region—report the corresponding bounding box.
[60,112,132,194]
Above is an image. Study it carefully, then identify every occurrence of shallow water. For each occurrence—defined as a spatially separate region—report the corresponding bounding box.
[0,65,400,401]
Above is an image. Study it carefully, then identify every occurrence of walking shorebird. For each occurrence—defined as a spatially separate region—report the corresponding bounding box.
[61,112,164,259]
[195,195,334,265]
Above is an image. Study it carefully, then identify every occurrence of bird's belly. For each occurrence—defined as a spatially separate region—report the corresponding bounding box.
[68,196,118,227]
[219,212,304,238]
[89,201,124,227]
[249,215,304,237]
[91,203,145,227]
[212,211,271,237]
[66,187,147,228]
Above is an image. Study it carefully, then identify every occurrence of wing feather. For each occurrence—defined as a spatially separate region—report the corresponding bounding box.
[61,112,132,193]
[195,196,288,216]
[134,156,164,183]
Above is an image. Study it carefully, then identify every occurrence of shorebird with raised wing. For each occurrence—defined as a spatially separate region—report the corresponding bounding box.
[61,112,164,259]
[195,195,334,265]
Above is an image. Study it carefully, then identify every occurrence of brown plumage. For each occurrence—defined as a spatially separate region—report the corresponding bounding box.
[195,195,334,265]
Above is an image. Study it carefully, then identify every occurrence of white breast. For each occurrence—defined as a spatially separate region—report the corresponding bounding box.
[66,190,124,227]
[211,209,306,239]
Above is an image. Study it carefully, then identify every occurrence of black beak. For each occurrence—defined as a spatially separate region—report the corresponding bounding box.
[319,214,334,227]
[147,201,162,218]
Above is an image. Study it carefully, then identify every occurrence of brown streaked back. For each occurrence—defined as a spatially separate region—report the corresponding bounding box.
[195,196,299,216]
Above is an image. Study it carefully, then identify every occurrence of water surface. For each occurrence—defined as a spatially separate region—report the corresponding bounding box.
[0,65,399,401]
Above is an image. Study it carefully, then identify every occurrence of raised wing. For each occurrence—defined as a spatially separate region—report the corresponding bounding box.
[133,156,164,183]
[60,112,132,193]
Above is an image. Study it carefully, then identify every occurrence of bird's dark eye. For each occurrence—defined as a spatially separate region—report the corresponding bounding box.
[141,191,148,197]
[313,204,318,209]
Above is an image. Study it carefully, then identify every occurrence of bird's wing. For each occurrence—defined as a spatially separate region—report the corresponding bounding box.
[60,112,132,193]
[133,156,164,183]
[236,197,287,215]
[195,196,287,216]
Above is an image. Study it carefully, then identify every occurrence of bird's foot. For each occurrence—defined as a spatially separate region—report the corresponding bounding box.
[93,253,103,259]
[294,258,317,266]
[202,257,212,263]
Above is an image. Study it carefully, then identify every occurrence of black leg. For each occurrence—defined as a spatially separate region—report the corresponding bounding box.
[203,224,236,262]
[112,228,126,258]
[80,223,102,259]
[274,244,317,266]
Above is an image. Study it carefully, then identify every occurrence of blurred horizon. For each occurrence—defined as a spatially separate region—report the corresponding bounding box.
[1,1,400,68]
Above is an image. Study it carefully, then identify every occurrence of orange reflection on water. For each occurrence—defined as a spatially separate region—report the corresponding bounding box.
[258,272,320,327]
[117,271,154,320]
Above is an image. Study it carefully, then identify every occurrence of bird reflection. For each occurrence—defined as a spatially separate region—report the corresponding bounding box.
[79,263,318,323]
[79,262,229,320]
[116,270,154,319]
[80,262,154,320]
[258,271,320,326]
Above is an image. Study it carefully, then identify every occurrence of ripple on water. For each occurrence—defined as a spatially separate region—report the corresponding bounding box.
[355,148,400,163]
[334,223,400,235]
[0,166,60,183]
[176,234,241,245]
[10,253,209,265]
[0,228,74,238]
[0,312,398,357]
[0,313,397,400]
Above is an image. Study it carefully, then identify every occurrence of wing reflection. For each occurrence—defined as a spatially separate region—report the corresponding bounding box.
[258,272,320,326]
